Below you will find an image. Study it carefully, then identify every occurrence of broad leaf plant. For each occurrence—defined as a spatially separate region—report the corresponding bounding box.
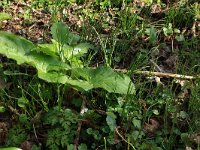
[0,22,135,94]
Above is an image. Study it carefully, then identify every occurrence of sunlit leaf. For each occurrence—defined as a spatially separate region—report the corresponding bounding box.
[175,35,185,41]
[174,28,180,33]
[0,148,22,150]
[38,71,93,91]
[0,31,70,73]
[37,43,58,58]
[0,106,6,112]
[91,67,135,94]
[72,43,93,57]
[27,51,70,72]
[63,43,93,60]
[73,67,135,94]
[0,12,11,21]
[0,31,36,64]
[0,31,135,94]
[18,97,29,108]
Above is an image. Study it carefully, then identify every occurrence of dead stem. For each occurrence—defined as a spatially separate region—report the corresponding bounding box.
[113,68,197,80]
[74,96,86,150]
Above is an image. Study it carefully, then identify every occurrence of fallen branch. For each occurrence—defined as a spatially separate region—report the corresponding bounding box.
[133,71,197,80]
[74,121,82,150]
[74,97,86,150]
[115,127,136,150]
[113,68,197,80]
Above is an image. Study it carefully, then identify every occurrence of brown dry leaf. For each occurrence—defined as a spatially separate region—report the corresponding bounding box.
[175,79,189,99]
[155,76,163,85]
[190,132,200,145]
[0,78,7,89]
[143,118,160,136]
[173,79,192,106]
[65,4,83,28]
[134,0,145,7]
[151,4,162,14]
[175,79,187,87]
[0,122,8,143]
[139,99,147,110]
[21,141,32,150]
[30,110,43,124]
[185,146,193,150]
[165,54,178,72]
[151,44,178,73]
[1,1,52,42]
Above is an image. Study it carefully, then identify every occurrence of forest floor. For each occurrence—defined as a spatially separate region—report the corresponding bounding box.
[0,0,200,150]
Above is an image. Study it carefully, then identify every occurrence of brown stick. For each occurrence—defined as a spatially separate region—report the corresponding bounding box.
[74,121,82,150]
[113,68,197,80]
[74,96,86,150]
[133,71,196,80]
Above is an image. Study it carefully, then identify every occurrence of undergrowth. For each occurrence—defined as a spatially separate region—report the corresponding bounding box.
[0,0,200,150]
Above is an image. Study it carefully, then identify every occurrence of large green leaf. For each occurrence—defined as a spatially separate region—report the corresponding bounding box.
[72,67,135,94]
[38,71,93,91]
[0,148,22,150]
[0,32,93,91]
[72,43,94,58]
[51,22,69,45]
[0,31,93,91]
[63,43,93,59]
[91,67,135,94]
[27,51,69,72]
[62,43,94,68]
[0,31,70,72]
[51,22,81,46]
[0,31,35,64]
[37,42,58,58]
[106,112,117,131]
[0,31,135,94]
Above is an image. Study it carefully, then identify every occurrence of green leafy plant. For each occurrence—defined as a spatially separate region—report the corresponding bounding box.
[0,12,11,21]
[163,23,179,36]
[5,125,28,147]
[43,107,80,149]
[165,4,195,29]
[163,23,185,42]
[0,1,199,149]
[96,0,123,8]
[0,106,6,112]
[145,26,158,45]
[0,22,135,94]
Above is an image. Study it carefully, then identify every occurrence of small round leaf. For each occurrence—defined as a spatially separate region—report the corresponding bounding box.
[18,97,29,108]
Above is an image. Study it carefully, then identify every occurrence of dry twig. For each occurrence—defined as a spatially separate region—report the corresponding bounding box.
[113,68,197,80]
[74,96,86,150]
[133,71,196,80]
